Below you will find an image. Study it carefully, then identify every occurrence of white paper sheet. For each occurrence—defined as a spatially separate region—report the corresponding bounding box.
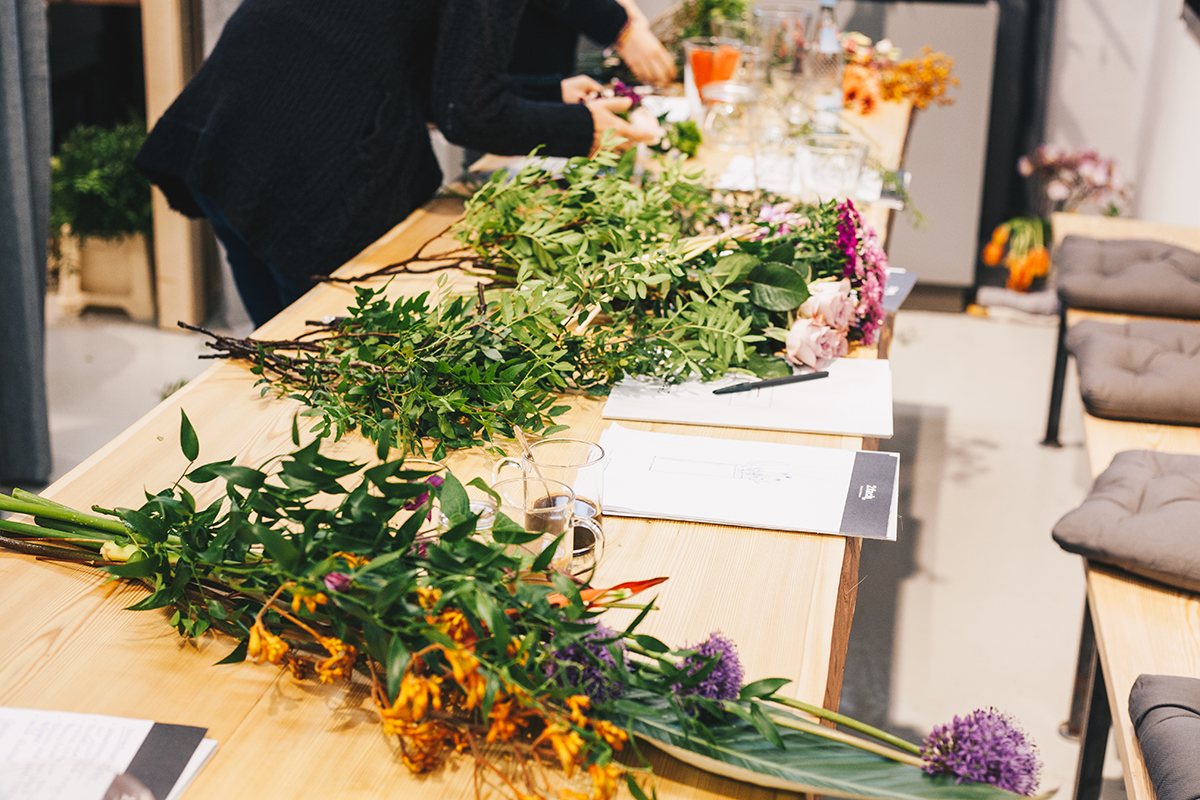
[602,358,893,438]
[0,707,214,800]
[599,424,899,539]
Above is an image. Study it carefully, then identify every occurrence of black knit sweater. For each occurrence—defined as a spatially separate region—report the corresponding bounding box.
[135,0,595,283]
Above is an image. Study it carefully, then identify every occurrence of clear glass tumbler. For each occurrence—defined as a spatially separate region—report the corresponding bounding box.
[799,134,869,201]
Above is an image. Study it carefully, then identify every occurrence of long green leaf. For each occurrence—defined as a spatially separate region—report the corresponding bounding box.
[621,697,1049,800]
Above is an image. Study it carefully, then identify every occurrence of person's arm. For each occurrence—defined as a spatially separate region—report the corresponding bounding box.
[431,0,595,157]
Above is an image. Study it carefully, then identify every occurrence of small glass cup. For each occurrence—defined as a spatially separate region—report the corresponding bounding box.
[493,438,606,573]
[490,477,603,579]
[682,37,747,121]
[754,106,797,193]
[799,134,869,201]
[700,81,758,151]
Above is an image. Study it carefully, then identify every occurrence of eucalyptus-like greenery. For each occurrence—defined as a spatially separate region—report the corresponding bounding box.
[188,148,845,456]
[0,416,1043,799]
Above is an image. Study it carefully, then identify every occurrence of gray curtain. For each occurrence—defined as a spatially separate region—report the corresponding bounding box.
[0,0,51,484]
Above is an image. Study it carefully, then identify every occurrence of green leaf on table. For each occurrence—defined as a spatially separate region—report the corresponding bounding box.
[744,350,792,379]
[748,263,811,311]
[386,634,411,704]
[215,637,249,665]
[714,253,758,285]
[740,677,792,699]
[619,693,1035,799]
[179,410,199,462]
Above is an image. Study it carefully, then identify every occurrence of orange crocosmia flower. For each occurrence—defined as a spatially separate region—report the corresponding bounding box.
[290,590,328,614]
[589,763,624,800]
[566,694,591,726]
[247,620,289,665]
[416,586,442,611]
[592,719,628,750]
[543,725,585,777]
[332,551,369,568]
[315,636,357,684]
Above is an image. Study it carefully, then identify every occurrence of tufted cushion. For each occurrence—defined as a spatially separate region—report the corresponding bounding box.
[1053,450,1200,593]
[1129,674,1200,800]
[1056,235,1200,318]
[1066,319,1200,425]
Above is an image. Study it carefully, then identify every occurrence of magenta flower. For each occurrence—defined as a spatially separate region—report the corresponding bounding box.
[402,474,445,513]
[922,708,1042,795]
[323,571,352,593]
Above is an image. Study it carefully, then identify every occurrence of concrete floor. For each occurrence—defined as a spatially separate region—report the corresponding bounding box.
[34,300,1125,797]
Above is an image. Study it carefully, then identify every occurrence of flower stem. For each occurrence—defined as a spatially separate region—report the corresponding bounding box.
[0,491,131,537]
[768,694,923,756]
[767,712,924,768]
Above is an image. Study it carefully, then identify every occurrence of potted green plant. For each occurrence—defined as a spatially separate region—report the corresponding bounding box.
[50,119,156,322]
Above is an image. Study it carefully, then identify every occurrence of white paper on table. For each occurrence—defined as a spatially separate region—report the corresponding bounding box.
[602,358,893,438]
[0,707,215,800]
[639,95,691,123]
[599,424,899,540]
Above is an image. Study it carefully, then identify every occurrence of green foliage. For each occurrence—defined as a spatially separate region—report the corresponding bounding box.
[51,120,152,240]
[677,0,749,39]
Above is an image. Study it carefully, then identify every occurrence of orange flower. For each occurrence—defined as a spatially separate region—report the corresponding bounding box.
[332,551,370,568]
[566,694,591,726]
[443,646,487,709]
[592,719,628,751]
[290,590,328,614]
[1027,245,1051,277]
[315,636,357,684]
[247,620,289,665]
[588,763,624,800]
[982,240,1004,266]
[991,224,1011,246]
[541,724,584,777]
[843,63,883,116]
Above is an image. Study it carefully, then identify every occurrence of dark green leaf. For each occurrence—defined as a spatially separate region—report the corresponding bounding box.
[215,638,249,665]
[386,634,411,704]
[179,410,199,462]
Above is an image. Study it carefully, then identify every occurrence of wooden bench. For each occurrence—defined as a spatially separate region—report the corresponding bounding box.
[1062,217,1200,800]
[1042,214,1200,447]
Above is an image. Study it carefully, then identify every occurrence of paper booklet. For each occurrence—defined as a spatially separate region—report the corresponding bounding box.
[602,358,893,439]
[0,707,217,800]
[600,424,899,540]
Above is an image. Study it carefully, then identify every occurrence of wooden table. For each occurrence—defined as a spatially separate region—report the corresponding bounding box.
[1,115,909,799]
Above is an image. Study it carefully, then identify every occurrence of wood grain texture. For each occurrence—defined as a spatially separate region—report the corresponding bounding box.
[1078,356,1200,799]
[2,139,908,796]
[1051,213,1200,251]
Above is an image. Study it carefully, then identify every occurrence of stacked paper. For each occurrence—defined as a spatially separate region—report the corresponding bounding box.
[600,424,899,540]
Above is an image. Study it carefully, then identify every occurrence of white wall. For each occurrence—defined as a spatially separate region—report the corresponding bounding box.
[1045,0,1200,227]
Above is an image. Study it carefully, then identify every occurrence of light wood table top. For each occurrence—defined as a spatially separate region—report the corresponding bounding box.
[1,164,903,797]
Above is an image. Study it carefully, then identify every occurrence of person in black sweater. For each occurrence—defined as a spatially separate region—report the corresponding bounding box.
[509,0,675,102]
[135,0,652,327]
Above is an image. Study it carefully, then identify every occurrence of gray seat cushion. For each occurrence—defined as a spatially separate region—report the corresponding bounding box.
[1057,235,1200,318]
[1066,319,1200,425]
[1053,450,1200,593]
[1129,674,1200,800]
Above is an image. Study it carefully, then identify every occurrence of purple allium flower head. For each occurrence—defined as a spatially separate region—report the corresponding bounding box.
[921,707,1041,795]
[677,631,744,701]
[551,623,626,703]
[323,571,352,593]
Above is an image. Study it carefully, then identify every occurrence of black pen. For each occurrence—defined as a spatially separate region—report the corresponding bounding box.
[712,371,830,395]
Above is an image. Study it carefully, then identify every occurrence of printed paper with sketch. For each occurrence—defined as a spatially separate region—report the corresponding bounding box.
[599,424,899,540]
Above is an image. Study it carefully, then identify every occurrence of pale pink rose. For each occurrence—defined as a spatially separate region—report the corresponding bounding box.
[1017,156,1033,177]
[798,278,856,331]
[1045,180,1070,202]
[784,318,848,371]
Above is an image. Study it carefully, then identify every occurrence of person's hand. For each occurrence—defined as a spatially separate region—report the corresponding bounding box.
[612,0,676,86]
[585,96,656,154]
[561,74,604,104]
[616,22,676,86]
